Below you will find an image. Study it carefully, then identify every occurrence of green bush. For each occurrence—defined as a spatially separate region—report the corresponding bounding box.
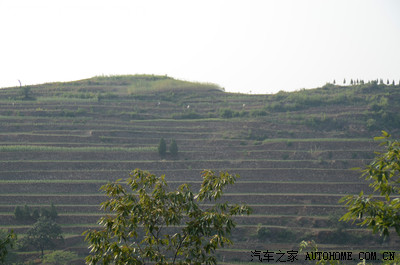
[256,225,269,241]
[172,111,202,119]
[169,139,178,156]
[158,138,166,156]
[250,109,267,117]
[14,204,58,223]
[220,108,234,118]
[0,229,16,263]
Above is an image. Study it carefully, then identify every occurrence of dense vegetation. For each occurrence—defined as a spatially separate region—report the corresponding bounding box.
[84,169,251,265]
[0,75,399,264]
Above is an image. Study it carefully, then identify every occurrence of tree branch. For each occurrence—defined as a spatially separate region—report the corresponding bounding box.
[172,232,188,264]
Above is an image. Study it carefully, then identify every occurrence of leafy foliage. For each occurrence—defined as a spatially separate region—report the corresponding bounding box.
[42,250,79,265]
[20,85,35,100]
[0,229,16,263]
[340,131,400,237]
[27,217,63,257]
[84,169,251,265]
[169,139,178,156]
[14,203,58,223]
[14,204,29,221]
[219,108,234,118]
[158,138,167,156]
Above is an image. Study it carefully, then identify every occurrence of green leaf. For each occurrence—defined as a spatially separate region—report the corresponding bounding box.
[83,168,251,264]
[340,132,400,238]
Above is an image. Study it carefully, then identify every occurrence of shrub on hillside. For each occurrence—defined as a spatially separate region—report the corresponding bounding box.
[14,203,58,223]
[220,108,234,118]
[158,138,167,156]
[169,139,178,156]
[171,111,202,119]
[250,109,267,117]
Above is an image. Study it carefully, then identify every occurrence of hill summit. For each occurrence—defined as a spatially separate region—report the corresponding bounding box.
[1,74,399,135]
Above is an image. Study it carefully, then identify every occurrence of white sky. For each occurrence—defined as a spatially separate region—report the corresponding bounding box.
[1,0,399,94]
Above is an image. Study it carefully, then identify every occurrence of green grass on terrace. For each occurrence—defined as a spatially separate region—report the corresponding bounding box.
[81,74,223,94]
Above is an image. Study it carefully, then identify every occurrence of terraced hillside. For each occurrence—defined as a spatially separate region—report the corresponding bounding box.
[0,75,400,264]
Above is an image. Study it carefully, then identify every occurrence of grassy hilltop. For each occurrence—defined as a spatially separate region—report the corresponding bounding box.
[0,75,400,263]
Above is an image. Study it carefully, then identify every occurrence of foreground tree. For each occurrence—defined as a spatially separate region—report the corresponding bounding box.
[340,131,400,237]
[27,217,63,257]
[84,169,251,265]
[0,229,16,263]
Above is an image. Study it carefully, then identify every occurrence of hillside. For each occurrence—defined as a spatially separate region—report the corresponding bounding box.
[0,75,400,264]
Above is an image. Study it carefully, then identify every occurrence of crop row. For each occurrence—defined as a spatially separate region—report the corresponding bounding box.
[0,182,370,195]
[0,145,156,152]
[0,205,348,220]
[0,168,360,182]
[0,149,376,162]
[0,214,333,230]
[0,159,367,171]
[0,193,348,205]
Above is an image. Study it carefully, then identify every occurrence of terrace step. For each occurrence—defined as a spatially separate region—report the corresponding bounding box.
[0,193,353,206]
[0,159,366,171]
[0,168,361,182]
[0,204,347,216]
[0,181,371,195]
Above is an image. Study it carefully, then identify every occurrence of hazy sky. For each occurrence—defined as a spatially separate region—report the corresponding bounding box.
[1,0,399,94]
